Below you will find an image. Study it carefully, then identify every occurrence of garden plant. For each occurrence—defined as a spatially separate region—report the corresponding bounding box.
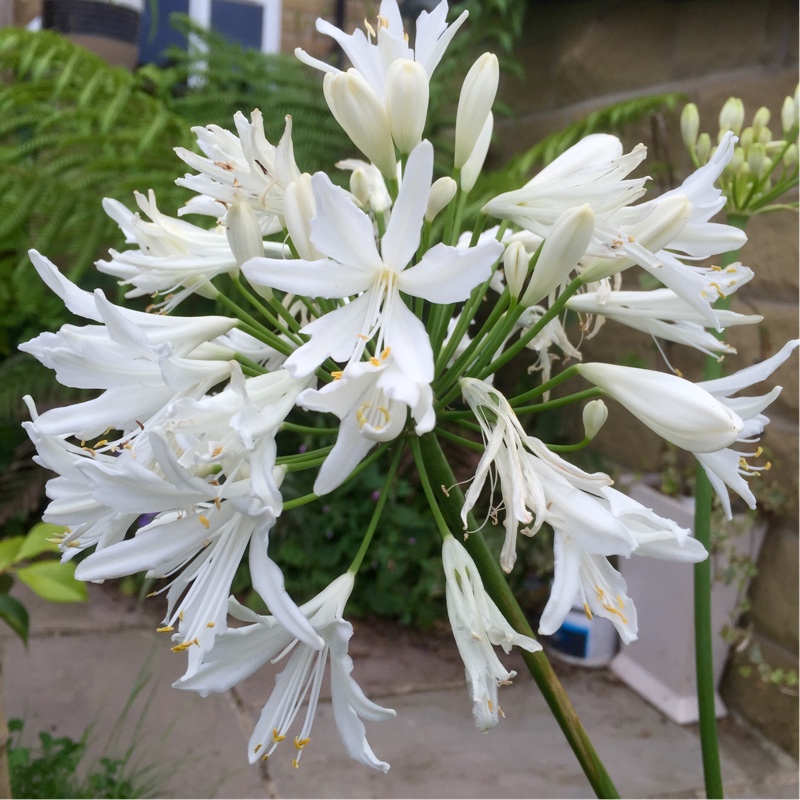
[15,1,799,796]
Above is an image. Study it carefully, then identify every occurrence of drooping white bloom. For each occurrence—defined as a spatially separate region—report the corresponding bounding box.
[567,287,762,357]
[243,140,503,383]
[695,339,800,518]
[175,111,302,231]
[295,0,467,100]
[297,353,434,495]
[175,573,396,772]
[576,362,744,453]
[442,536,540,731]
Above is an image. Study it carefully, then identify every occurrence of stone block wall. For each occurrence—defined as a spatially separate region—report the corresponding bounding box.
[491,0,798,755]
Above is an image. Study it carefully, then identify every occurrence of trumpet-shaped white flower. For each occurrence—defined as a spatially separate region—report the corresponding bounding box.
[576,362,744,453]
[567,286,762,357]
[243,140,503,383]
[98,191,287,311]
[175,573,396,772]
[442,536,540,731]
[297,353,434,495]
[175,111,302,231]
[295,0,467,100]
[695,339,800,518]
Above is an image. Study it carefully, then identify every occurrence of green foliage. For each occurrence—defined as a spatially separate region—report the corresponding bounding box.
[7,719,148,799]
[139,15,355,176]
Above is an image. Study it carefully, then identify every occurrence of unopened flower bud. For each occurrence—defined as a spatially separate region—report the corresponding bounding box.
[783,143,798,166]
[757,126,772,145]
[752,106,771,135]
[460,112,493,192]
[349,168,371,207]
[503,240,530,300]
[425,177,457,222]
[726,146,745,175]
[283,174,320,261]
[323,70,397,178]
[454,53,499,169]
[681,103,700,152]
[747,142,766,176]
[719,97,745,136]
[385,58,429,155]
[738,126,754,150]
[696,132,712,163]
[225,200,263,267]
[582,399,608,440]
[521,204,594,306]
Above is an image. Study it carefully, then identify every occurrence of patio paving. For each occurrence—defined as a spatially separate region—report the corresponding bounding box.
[2,582,797,799]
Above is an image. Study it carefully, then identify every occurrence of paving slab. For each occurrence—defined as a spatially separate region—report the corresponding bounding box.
[2,584,797,799]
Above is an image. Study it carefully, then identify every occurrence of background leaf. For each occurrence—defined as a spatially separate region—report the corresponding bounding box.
[16,560,87,603]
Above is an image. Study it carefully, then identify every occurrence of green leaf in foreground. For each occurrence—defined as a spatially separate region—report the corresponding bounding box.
[15,560,87,603]
[14,522,63,563]
[0,592,29,644]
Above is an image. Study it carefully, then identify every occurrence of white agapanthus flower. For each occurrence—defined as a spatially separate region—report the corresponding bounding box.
[243,140,503,384]
[98,190,288,311]
[175,111,302,231]
[695,339,800,517]
[175,573,395,772]
[442,536,540,730]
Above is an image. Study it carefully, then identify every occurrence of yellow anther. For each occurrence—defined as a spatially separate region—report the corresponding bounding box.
[146,591,158,598]
[487,700,494,712]
[380,346,391,360]
[369,356,381,367]
[81,446,96,456]
[357,333,369,340]
[363,17,376,36]
[212,446,223,457]
[627,235,635,242]
[764,461,772,470]
[156,626,174,633]
[499,707,506,719]
[377,14,389,29]
[711,264,722,271]
[261,754,269,762]
[214,497,221,510]
[170,641,191,653]
[294,736,311,750]
[331,370,343,380]
[356,404,370,428]
[198,515,210,529]
[94,439,109,448]
[755,446,763,457]
[675,368,683,378]
[254,743,262,753]
[272,729,286,744]
[601,603,628,624]
[67,541,81,548]
[292,759,300,769]
[616,595,625,610]
[207,621,215,628]
[583,603,593,620]
[179,610,185,621]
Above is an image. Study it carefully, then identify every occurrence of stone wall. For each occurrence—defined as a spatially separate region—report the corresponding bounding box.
[491,0,798,755]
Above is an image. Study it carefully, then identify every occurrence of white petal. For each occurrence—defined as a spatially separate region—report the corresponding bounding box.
[243,256,373,299]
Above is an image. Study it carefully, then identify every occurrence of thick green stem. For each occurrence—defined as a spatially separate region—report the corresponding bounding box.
[417,433,620,799]
[693,220,747,799]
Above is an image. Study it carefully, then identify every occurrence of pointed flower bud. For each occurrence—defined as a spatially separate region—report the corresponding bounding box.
[283,174,320,261]
[521,204,594,306]
[719,97,745,136]
[425,176,457,222]
[752,106,771,135]
[681,103,700,153]
[781,94,798,135]
[738,126,754,150]
[454,53,499,169]
[747,142,766,177]
[349,168,372,207]
[385,58,429,155]
[582,399,608,440]
[696,132,712,163]
[225,200,264,267]
[323,70,397,178]
[783,143,797,166]
[460,112,493,192]
[503,240,530,300]
[576,362,743,453]
[757,126,772,145]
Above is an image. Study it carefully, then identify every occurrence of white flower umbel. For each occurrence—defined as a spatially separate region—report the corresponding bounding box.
[576,362,744,453]
[442,536,540,731]
[243,140,503,383]
[694,339,800,518]
[297,354,434,495]
[175,573,396,772]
